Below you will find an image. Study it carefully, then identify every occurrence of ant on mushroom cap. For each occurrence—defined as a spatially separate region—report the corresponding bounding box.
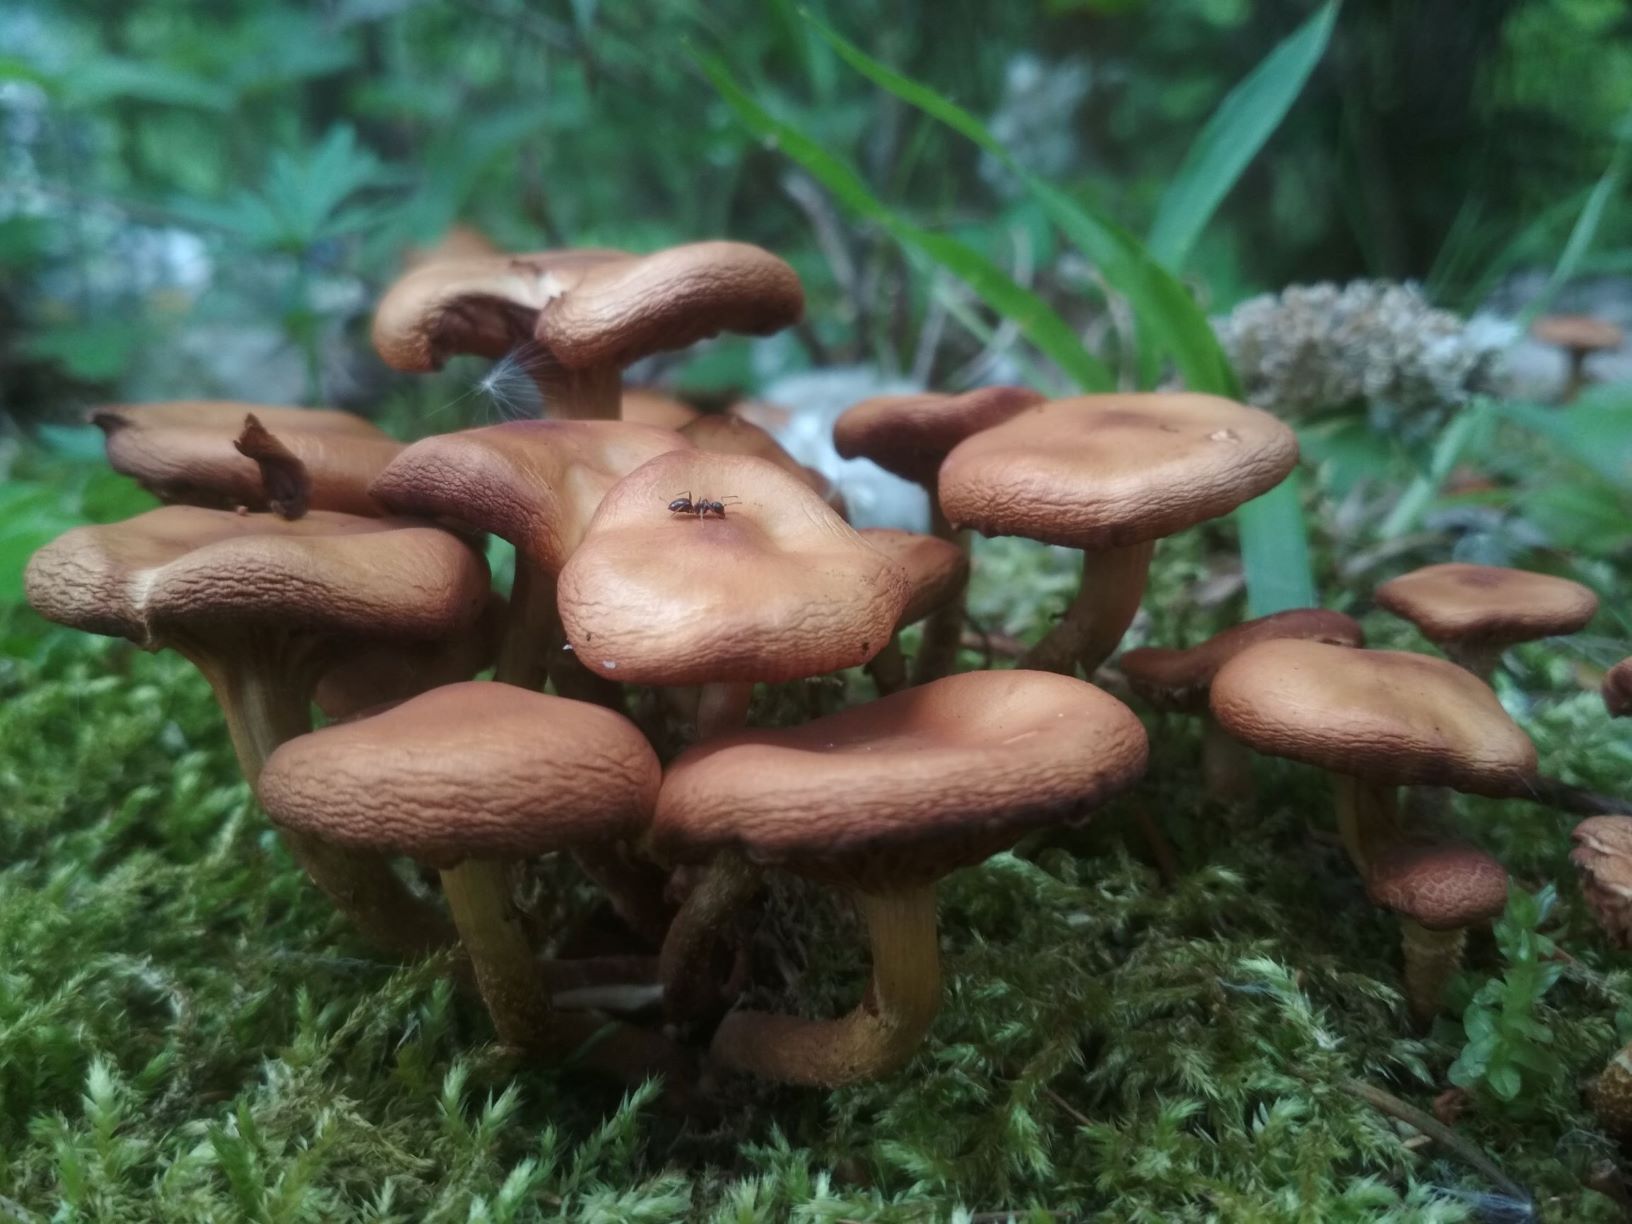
[667,491,740,520]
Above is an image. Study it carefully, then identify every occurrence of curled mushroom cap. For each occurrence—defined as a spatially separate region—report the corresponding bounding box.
[938,393,1298,550]
[24,505,488,650]
[858,529,969,628]
[654,670,1147,887]
[1572,816,1632,948]
[1605,659,1632,718]
[622,388,700,430]
[1121,609,1364,714]
[370,420,690,574]
[94,402,399,517]
[1209,641,1538,796]
[1531,314,1624,354]
[557,451,910,685]
[1375,563,1598,648]
[259,682,660,867]
[833,386,1045,486]
[1367,842,1509,930]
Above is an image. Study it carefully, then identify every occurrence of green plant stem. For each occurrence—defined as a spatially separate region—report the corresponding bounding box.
[1333,775,1399,875]
[659,850,762,1021]
[1018,541,1155,676]
[709,883,942,1087]
[913,502,968,684]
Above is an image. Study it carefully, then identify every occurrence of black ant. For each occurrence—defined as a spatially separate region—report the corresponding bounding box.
[667,491,739,519]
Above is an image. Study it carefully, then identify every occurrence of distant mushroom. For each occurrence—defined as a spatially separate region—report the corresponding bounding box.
[372,243,804,420]
[939,394,1298,677]
[1366,841,1509,1023]
[856,528,970,694]
[1120,609,1363,802]
[622,388,700,431]
[1571,816,1632,949]
[25,505,490,955]
[1603,659,1632,718]
[1209,641,1538,873]
[1374,563,1599,682]
[1531,315,1624,403]
[654,670,1148,1086]
[835,387,1043,681]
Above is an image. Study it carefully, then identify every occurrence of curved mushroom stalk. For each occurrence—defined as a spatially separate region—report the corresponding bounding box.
[709,885,942,1087]
[1333,776,1401,875]
[1018,542,1154,677]
[658,850,762,1021]
[1398,920,1466,1025]
[913,506,970,685]
[1201,718,1255,805]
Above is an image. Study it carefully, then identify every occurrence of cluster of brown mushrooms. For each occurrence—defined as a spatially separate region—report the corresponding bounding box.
[23,237,1627,1103]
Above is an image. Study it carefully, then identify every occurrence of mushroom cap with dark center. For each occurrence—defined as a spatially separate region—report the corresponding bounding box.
[1572,816,1632,948]
[1121,608,1364,714]
[370,420,690,574]
[1375,563,1598,649]
[557,451,910,685]
[833,386,1045,487]
[857,529,969,628]
[1209,640,1538,796]
[680,413,834,503]
[1366,842,1509,930]
[1605,658,1632,718]
[1531,314,1624,354]
[938,393,1299,550]
[25,505,489,651]
[622,388,700,430]
[653,670,1148,888]
[258,681,659,867]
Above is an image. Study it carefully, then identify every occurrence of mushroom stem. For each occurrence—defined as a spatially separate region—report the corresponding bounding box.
[536,361,621,421]
[495,563,556,691]
[1399,919,1467,1024]
[1444,641,1502,685]
[1017,541,1155,676]
[913,503,968,684]
[696,681,754,739]
[571,842,674,946]
[709,883,942,1087]
[867,636,909,696]
[203,650,453,958]
[1334,775,1400,874]
[659,849,762,1020]
[1201,716,1254,804]
[440,858,557,1051]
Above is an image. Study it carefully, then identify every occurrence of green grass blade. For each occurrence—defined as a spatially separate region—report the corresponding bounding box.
[1236,476,1316,618]
[1520,113,1632,326]
[1147,2,1339,270]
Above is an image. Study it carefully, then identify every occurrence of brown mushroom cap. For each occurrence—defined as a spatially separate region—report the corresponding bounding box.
[857,529,969,628]
[680,413,832,500]
[1366,842,1509,930]
[938,393,1299,549]
[1572,816,1632,948]
[94,402,399,517]
[833,386,1045,487]
[621,388,700,430]
[557,451,910,685]
[258,681,659,867]
[370,420,690,574]
[404,224,501,270]
[1375,563,1599,649]
[24,505,488,650]
[1604,658,1632,718]
[1209,640,1538,796]
[1121,609,1364,713]
[653,670,1147,887]
[1531,314,1624,354]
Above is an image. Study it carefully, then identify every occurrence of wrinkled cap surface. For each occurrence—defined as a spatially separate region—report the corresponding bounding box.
[622,388,700,430]
[1572,816,1632,949]
[1531,314,1624,353]
[1366,841,1509,929]
[1376,563,1598,648]
[1605,658,1632,718]
[373,243,802,374]
[371,420,690,574]
[25,505,489,651]
[1209,640,1538,795]
[833,386,1045,486]
[259,682,660,866]
[558,451,910,684]
[95,401,399,517]
[938,393,1299,549]
[857,529,968,628]
[1121,609,1364,713]
[654,670,1147,887]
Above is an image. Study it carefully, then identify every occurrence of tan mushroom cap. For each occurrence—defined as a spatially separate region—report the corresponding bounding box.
[1121,609,1364,713]
[833,386,1045,486]
[24,505,489,650]
[1531,314,1624,353]
[403,223,501,271]
[1366,842,1509,930]
[1209,640,1538,796]
[370,420,690,574]
[557,451,910,685]
[1572,816,1632,948]
[94,403,401,517]
[654,670,1146,886]
[258,682,659,867]
[372,242,803,374]
[857,529,969,628]
[621,388,700,430]
[1375,563,1599,648]
[1604,658,1632,718]
[938,393,1299,549]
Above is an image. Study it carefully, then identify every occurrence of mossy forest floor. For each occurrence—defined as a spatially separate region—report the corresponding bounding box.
[3,528,1631,1222]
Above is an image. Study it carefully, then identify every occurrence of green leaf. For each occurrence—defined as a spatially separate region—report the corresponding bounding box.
[1147,2,1339,270]
[1490,392,1632,490]
[17,320,144,383]
[1521,110,1632,325]
[61,57,234,111]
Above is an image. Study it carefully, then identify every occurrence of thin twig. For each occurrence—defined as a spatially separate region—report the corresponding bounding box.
[1526,774,1632,817]
[1045,1086,1094,1129]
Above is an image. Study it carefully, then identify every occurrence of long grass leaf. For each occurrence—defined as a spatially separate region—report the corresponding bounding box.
[1520,113,1632,325]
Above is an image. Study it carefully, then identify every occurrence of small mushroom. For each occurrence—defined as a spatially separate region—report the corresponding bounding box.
[835,387,1043,681]
[372,243,804,420]
[1531,314,1624,403]
[1209,641,1537,873]
[1120,609,1363,802]
[653,669,1148,1086]
[856,528,970,695]
[1366,841,1509,1023]
[1571,816,1632,948]
[1602,658,1632,718]
[1590,1039,1632,1149]
[939,394,1298,677]
[1374,563,1598,682]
